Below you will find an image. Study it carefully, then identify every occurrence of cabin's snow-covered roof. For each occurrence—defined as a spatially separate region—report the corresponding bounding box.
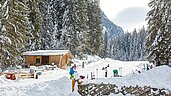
[23,50,70,56]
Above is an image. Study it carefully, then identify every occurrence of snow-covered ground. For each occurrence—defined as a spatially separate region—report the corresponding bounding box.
[0,55,171,96]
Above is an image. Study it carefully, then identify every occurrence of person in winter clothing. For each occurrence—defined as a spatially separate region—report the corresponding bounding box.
[69,66,75,79]
[102,64,109,77]
[105,68,107,77]
[69,65,76,92]
[82,62,84,68]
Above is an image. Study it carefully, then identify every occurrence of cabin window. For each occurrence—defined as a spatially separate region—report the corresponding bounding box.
[36,58,41,64]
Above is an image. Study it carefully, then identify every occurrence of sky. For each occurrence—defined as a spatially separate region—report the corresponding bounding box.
[100,0,150,32]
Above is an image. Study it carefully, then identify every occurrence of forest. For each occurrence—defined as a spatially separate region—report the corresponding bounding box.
[0,0,171,70]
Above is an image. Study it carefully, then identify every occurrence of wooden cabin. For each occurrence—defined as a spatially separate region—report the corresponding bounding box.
[23,50,72,68]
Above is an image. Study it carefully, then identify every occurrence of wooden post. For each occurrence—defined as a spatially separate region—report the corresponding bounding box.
[119,67,122,77]
[96,69,98,78]
[59,55,63,68]
[72,79,75,92]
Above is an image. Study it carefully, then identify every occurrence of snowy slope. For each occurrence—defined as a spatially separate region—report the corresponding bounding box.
[85,65,171,91]
[101,11,124,38]
[77,58,149,78]
[0,56,171,96]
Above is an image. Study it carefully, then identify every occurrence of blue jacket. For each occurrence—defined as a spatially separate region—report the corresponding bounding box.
[69,67,74,74]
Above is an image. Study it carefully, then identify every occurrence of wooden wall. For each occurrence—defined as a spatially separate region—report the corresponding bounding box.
[49,55,60,64]
[60,53,72,68]
[24,56,42,66]
[24,52,72,68]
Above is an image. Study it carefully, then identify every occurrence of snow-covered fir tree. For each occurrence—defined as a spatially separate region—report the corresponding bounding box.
[0,0,120,69]
[60,0,91,55]
[39,0,54,49]
[110,27,147,61]
[138,26,147,60]
[39,0,102,55]
[101,31,108,58]
[131,29,138,60]
[0,0,29,69]
[26,0,42,51]
[146,0,171,66]
[60,0,84,54]
[86,0,102,55]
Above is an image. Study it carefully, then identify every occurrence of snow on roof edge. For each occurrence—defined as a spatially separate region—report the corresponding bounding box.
[23,50,71,56]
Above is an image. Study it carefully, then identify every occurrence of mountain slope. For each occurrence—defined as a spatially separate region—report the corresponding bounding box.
[101,11,124,39]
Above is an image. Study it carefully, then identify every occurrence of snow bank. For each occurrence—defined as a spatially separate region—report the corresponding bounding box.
[86,65,171,91]
[0,56,170,95]
[0,76,72,96]
[0,75,13,85]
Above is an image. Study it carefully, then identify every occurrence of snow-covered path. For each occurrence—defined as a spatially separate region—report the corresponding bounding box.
[0,57,171,96]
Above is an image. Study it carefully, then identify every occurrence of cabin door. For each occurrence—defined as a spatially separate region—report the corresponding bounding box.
[42,56,49,65]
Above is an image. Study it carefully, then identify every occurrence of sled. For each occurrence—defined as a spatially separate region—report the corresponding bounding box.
[17,73,34,79]
[80,75,85,79]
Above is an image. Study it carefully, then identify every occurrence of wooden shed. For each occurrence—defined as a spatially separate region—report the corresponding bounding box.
[23,50,72,68]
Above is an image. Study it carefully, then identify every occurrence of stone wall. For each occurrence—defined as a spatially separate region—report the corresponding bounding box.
[78,83,171,96]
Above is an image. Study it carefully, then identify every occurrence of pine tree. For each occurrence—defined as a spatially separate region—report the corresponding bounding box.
[51,0,65,46]
[50,0,66,49]
[86,0,102,55]
[60,0,81,53]
[138,26,147,60]
[146,0,171,66]
[132,29,138,60]
[60,0,92,56]
[77,0,90,54]
[39,0,54,49]
[111,28,147,61]
[0,0,29,69]
[26,0,42,51]
[102,31,108,58]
